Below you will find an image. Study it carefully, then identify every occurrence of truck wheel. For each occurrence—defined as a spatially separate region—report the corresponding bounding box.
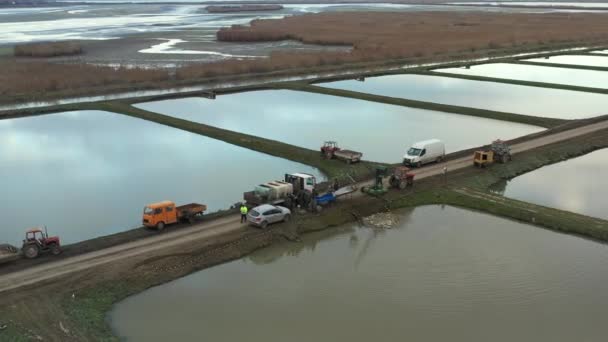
[23,244,39,259]
[283,214,291,223]
[50,243,62,256]
[261,221,268,229]
[156,222,165,231]
[188,216,195,224]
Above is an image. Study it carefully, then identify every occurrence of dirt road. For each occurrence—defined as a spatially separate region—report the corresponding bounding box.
[1,119,607,294]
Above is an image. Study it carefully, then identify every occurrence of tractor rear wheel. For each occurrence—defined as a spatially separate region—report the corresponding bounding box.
[399,181,407,190]
[23,244,39,259]
[50,243,62,256]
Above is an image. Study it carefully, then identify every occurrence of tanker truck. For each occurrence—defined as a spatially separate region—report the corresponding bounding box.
[244,173,317,209]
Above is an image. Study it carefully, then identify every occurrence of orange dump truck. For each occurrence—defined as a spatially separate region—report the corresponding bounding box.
[143,201,207,230]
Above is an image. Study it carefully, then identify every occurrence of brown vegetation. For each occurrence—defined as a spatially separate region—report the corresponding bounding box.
[0,61,169,98]
[3,12,608,101]
[205,4,283,13]
[217,12,608,59]
[14,41,84,57]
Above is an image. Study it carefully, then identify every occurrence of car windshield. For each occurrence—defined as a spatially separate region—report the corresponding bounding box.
[407,148,422,156]
[143,207,154,215]
[250,210,260,217]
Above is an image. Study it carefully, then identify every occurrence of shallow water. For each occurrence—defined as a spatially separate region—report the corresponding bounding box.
[495,148,608,220]
[321,73,607,119]
[525,54,608,68]
[438,62,608,89]
[111,205,608,342]
[0,111,322,245]
[135,90,542,163]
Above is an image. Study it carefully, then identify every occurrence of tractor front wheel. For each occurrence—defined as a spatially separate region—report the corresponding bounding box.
[23,244,39,259]
[50,243,62,256]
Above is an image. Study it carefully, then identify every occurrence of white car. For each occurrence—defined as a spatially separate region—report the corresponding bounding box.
[247,204,291,229]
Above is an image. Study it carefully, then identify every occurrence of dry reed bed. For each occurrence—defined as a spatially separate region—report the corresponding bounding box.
[4,12,608,99]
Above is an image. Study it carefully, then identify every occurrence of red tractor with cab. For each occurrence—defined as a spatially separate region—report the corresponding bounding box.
[22,227,62,259]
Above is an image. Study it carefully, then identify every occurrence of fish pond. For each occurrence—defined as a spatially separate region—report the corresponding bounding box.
[495,148,608,220]
[111,205,608,342]
[0,111,323,245]
[136,90,543,163]
[321,73,607,119]
[525,54,608,68]
[438,63,608,89]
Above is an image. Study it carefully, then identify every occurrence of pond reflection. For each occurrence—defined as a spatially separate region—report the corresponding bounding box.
[0,111,323,245]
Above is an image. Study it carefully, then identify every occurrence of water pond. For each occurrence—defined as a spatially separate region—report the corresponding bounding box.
[495,148,608,220]
[136,90,543,163]
[0,111,322,245]
[321,73,607,119]
[525,54,608,68]
[111,205,608,342]
[438,62,608,89]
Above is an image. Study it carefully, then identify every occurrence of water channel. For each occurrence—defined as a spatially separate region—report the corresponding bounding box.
[438,62,608,89]
[494,148,608,220]
[321,73,607,119]
[0,110,323,245]
[136,90,543,163]
[111,205,608,342]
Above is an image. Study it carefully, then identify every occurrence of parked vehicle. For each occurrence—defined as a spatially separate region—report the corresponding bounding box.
[389,166,415,189]
[143,201,207,230]
[320,141,362,164]
[473,139,512,167]
[21,227,62,259]
[247,204,291,229]
[403,139,445,167]
[244,173,317,208]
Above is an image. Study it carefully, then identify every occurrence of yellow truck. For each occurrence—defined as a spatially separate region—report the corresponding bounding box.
[143,201,207,230]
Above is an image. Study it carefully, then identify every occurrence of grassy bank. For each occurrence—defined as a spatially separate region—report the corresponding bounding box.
[419,70,608,95]
[283,82,564,128]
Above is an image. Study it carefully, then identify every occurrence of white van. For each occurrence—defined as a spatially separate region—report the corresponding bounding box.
[403,139,445,167]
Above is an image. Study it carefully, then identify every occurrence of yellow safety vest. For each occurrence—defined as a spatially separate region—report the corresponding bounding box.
[240,206,248,215]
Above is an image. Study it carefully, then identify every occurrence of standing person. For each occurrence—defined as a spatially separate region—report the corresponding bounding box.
[240,204,248,223]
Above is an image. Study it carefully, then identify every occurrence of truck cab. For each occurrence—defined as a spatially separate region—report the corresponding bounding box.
[285,173,316,193]
[143,201,178,230]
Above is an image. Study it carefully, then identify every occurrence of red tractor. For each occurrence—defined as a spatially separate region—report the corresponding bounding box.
[21,228,62,259]
[320,141,341,159]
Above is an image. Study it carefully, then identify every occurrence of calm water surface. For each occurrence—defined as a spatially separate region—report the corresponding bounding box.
[496,148,608,220]
[438,63,608,89]
[321,74,607,119]
[526,54,608,68]
[111,205,608,342]
[0,111,322,245]
[136,90,542,163]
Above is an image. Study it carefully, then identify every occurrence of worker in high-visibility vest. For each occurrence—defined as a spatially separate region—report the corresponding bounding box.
[240,204,248,223]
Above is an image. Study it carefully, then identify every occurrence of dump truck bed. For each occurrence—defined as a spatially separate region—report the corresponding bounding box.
[333,149,362,163]
[176,203,207,218]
